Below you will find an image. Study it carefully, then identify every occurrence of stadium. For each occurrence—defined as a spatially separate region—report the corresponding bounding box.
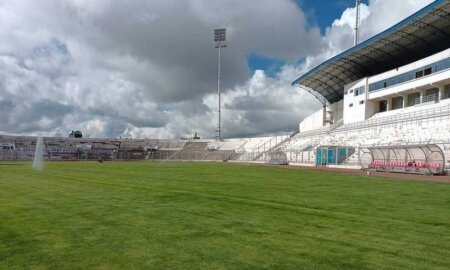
[2,1,450,175]
[1,1,450,269]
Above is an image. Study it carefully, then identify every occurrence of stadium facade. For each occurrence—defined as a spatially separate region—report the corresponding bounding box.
[1,0,450,175]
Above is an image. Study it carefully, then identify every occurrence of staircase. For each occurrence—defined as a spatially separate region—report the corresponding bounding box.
[251,132,296,161]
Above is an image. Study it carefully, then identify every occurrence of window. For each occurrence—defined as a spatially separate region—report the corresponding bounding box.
[354,86,366,96]
[350,90,353,93]
[379,100,387,112]
[359,100,365,105]
[349,103,353,107]
[444,84,450,100]
[415,70,423,78]
[368,57,450,92]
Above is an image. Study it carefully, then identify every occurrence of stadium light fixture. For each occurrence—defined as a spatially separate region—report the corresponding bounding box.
[214,28,227,141]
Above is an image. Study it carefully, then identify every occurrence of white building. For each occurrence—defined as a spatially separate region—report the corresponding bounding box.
[279,0,450,172]
[300,49,450,130]
[294,0,450,133]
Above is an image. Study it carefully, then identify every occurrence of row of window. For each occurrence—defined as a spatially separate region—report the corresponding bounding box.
[368,57,450,92]
[349,100,365,107]
[349,84,450,110]
[345,85,366,96]
[354,86,365,96]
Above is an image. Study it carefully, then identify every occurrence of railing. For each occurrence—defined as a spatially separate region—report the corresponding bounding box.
[414,94,439,105]
[341,103,450,132]
[294,103,450,140]
[295,119,344,138]
[282,137,319,152]
[247,134,290,161]
[235,141,248,154]
[231,130,305,162]
[252,135,292,161]
[327,119,344,133]
[358,139,450,148]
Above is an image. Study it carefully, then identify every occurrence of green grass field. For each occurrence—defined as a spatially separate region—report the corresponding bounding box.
[0,162,449,269]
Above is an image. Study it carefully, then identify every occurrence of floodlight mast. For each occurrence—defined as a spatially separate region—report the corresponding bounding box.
[354,0,361,46]
[214,28,227,141]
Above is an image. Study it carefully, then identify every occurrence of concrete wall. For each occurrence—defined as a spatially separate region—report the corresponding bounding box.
[330,100,344,122]
[299,99,344,132]
[343,78,368,124]
[299,108,324,132]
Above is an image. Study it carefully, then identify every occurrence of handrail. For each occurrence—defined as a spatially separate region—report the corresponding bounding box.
[255,104,450,161]
[249,134,290,153]
[235,141,248,154]
[295,119,344,138]
[283,137,319,152]
[337,103,450,133]
[420,94,439,104]
[296,103,450,138]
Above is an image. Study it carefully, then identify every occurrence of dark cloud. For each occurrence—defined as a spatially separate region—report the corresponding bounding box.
[0,0,433,139]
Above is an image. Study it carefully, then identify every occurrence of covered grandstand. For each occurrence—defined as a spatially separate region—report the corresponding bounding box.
[292,0,450,106]
[240,0,450,175]
[268,0,449,173]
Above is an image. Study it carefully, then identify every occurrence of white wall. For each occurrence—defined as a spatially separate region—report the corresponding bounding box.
[330,100,344,122]
[299,108,324,132]
[299,99,344,132]
[343,78,368,124]
[365,100,377,118]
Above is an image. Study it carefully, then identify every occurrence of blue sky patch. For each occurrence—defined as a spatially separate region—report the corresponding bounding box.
[247,54,284,77]
[247,0,369,77]
[295,0,369,34]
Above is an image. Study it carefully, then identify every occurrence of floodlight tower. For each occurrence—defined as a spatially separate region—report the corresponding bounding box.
[214,28,227,141]
[354,0,361,46]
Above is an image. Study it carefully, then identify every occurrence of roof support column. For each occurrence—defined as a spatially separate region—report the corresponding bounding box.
[419,89,426,104]
[401,94,408,108]
[438,85,445,102]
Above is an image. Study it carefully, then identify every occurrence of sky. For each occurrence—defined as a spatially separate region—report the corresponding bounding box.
[0,0,435,139]
[296,0,369,33]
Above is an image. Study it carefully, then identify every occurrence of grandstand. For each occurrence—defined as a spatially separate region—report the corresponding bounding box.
[239,0,450,175]
[1,1,450,176]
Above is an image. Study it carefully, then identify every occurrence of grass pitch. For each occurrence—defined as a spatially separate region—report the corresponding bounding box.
[0,162,449,269]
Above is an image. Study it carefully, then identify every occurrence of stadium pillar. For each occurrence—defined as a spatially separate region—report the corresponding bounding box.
[386,98,391,111]
[401,95,407,108]
[419,89,425,104]
[438,86,445,101]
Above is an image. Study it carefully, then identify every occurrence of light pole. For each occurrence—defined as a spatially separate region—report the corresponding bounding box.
[354,0,361,46]
[214,28,227,140]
